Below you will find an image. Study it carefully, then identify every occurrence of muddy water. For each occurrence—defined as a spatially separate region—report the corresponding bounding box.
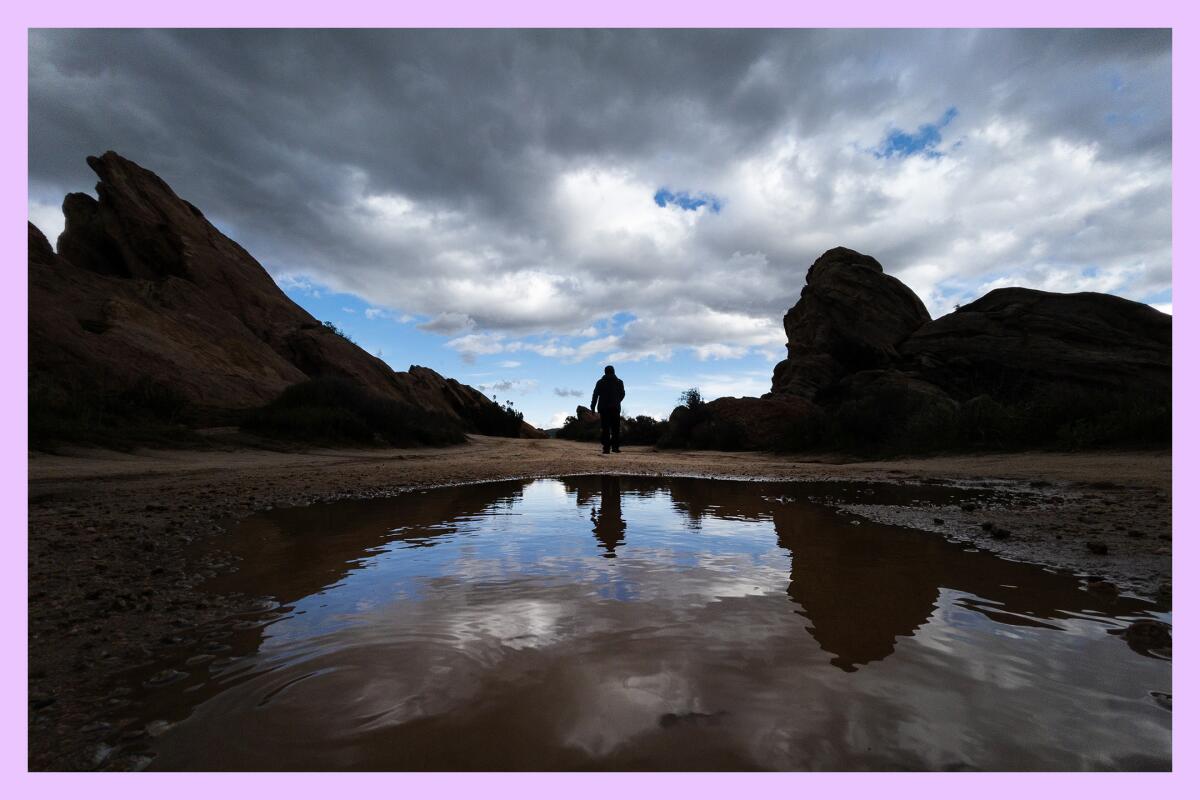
[113,477,1169,770]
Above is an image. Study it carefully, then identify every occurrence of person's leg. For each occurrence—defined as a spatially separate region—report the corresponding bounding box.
[611,411,621,452]
[600,412,611,453]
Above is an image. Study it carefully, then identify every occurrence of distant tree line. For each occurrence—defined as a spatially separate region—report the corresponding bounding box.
[556,384,1169,455]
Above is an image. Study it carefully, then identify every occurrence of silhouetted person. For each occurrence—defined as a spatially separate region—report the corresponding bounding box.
[590,365,625,454]
[592,476,627,557]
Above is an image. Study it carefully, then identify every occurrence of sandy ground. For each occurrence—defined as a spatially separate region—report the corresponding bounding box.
[27,436,1172,770]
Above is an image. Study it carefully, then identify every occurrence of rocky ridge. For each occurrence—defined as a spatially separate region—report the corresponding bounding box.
[29,152,543,443]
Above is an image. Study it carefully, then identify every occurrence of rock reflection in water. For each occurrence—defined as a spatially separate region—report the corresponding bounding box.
[115,476,1169,771]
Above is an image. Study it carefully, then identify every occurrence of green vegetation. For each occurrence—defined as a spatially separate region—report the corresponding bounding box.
[623,414,669,445]
[785,385,1169,456]
[463,397,527,438]
[654,384,1168,455]
[29,374,203,451]
[322,320,354,343]
[241,377,465,447]
[557,411,668,445]
[656,389,721,449]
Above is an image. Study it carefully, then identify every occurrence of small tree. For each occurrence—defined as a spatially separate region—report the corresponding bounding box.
[679,387,704,410]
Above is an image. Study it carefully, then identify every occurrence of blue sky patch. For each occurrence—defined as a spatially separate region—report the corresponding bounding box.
[875,107,958,160]
[654,187,723,213]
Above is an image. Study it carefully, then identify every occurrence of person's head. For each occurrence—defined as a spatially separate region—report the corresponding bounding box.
[604,365,615,376]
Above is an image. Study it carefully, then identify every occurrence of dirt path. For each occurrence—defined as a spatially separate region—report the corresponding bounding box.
[28,437,1171,770]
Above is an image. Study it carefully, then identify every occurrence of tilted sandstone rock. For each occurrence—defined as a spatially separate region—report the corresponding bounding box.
[30,151,538,439]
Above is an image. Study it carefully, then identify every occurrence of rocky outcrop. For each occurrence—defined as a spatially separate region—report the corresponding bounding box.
[771,247,930,399]
[29,151,535,441]
[900,287,1172,401]
[680,246,1170,452]
[398,366,546,438]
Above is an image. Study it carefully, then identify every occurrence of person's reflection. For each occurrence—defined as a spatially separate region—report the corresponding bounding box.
[592,476,627,557]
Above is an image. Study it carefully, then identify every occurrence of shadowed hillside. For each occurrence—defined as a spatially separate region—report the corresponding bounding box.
[28,152,544,448]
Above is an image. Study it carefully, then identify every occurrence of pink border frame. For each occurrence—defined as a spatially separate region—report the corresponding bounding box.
[6,1,1192,794]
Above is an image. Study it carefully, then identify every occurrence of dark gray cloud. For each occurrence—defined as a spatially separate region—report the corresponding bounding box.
[554,388,583,398]
[29,29,1173,360]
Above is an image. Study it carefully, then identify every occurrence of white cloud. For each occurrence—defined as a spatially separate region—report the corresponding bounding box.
[30,30,1170,365]
[418,312,476,335]
[477,378,539,395]
[274,273,323,298]
[446,332,507,363]
[657,371,774,401]
[28,199,65,246]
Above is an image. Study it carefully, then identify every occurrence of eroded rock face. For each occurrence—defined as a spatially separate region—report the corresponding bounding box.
[901,287,1172,401]
[30,151,534,438]
[689,246,1169,452]
[771,247,931,398]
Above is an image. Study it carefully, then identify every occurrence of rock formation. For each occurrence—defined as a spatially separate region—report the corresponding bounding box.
[29,151,543,442]
[696,246,1170,452]
[771,247,931,399]
[900,287,1172,401]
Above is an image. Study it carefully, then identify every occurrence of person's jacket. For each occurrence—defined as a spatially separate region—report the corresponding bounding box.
[591,374,625,412]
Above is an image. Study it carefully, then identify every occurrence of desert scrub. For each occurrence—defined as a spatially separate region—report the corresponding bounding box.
[242,377,465,447]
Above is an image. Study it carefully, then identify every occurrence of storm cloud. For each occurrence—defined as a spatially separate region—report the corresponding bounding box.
[29,29,1172,365]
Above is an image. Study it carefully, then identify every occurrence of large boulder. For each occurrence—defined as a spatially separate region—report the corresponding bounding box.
[902,288,1171,401]
[29,151,531,441]
[771,247,930,398]
[702,396,826,451]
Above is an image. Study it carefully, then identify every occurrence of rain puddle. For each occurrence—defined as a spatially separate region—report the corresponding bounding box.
[109,476,1169,770]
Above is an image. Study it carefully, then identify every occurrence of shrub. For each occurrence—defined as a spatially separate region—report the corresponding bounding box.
[242,377,465,446]
[559,413,600,442]
[1046,389,1170,449]
[827,380,961,455]
[657,401,710,449]
[679,388,705,411]
[772,408,831,452]
[28,373,200,451]
[687,417,744,451]
[558,412,667,445]
[622,415,668,445]
[322,320,354,343]
[959,394,1018,447]
[463,397,525,437]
